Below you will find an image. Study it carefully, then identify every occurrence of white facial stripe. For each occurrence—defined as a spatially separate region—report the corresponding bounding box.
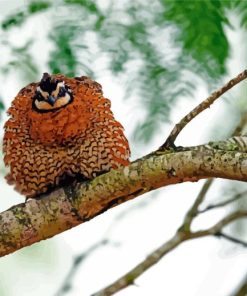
[41,90,49,99]
[52,81,65,98]
[57,82,65,88]
[34,93,71,111]
[53,93,71,108]
[37,86,49,99]
[35,100,52,110]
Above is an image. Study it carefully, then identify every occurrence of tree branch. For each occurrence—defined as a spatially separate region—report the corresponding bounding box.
[215,232,247,248]
[1,145,247,257]
[91,232,186,296]
[55,239,110,296]
[92,211,247,296]
[188,211,247,238]
[199,190,247,213]
[182,178,214,230]
[89,80,247,296]
[161,69,247,149]
[57,108,247,295]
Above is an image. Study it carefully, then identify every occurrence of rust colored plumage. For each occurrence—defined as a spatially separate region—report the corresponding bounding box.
[3,74,130,197]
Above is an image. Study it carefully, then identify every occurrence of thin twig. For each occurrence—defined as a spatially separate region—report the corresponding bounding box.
[182,178,214,230]
[92,211,247,296]
[199,190,247,213]
[189,211,247,238]
[55,239,109,296]
[56,200,151,296]
[216,232,247,248]
[91,232,186,296]
[160,69,247,149]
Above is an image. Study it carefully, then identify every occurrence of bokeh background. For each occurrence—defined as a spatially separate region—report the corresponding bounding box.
[0,1,246,295]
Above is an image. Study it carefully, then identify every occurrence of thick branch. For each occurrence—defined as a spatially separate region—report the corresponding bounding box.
[1,147,247,257]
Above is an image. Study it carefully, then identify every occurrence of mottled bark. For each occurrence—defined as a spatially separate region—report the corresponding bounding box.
[0,147,247,257]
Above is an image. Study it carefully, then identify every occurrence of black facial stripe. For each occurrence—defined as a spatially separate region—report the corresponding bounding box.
[33,91,45,102]
[65,85,72,93]
[39,73,62,93]
[32,93,74,113]
[58,87,66,97]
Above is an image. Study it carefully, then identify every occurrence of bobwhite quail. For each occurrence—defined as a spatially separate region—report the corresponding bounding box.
[3,73,130,198]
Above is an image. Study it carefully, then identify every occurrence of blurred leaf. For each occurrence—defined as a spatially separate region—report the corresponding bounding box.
[236,0,247,28]
[0,95,5,123]
[2,11,26,30]
[94,15,105,30]
[64,0,100,13]
[161,0,230,80]
[28,1,51,13]
[2,1,51,30]
[1,40,39,82]
[0,100,4,111]
[49,24,78,77]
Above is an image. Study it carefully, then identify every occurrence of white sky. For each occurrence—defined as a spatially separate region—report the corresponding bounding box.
[0,2,246,296]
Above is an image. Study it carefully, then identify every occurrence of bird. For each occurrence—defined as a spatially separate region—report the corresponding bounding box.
[3,73,130,198]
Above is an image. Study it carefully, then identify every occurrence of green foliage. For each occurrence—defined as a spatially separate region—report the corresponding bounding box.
[2,11,26,30]
[49,25,78,77]
[2,1,51,30]
[96,2,196,139]
[0,101,4,111]
[0,96,4,122]
[235,0,247,28]
[28,1,50,13]
[1,0,247,141]
[64,0,100,14]
[47,4,98,77]
[160,0,230,80]
[1,40,39,82]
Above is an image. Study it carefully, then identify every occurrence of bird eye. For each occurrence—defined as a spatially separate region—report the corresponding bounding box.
[58,87,66,97]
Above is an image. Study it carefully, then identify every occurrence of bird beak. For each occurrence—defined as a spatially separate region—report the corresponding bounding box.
[47,95,56,106]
